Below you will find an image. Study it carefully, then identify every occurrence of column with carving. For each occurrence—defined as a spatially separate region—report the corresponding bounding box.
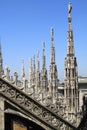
[64,3,78,124]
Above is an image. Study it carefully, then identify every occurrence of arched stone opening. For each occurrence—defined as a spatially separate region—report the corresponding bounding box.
[5,113,45,130]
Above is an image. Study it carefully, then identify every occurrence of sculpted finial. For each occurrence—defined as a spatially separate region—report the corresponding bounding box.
[37,50,39,59]
[68,3,72,14]
[42,41,45,50]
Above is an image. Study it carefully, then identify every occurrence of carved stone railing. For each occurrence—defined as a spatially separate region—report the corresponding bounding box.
[77,97,87,130]
[0,77,77,130]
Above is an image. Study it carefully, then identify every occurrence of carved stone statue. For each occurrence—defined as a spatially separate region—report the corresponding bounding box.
[68,3,72,14]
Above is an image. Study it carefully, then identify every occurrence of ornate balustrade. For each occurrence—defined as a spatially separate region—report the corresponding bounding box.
[0,77,77,130]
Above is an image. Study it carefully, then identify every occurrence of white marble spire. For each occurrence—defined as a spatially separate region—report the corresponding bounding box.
[21,59,25,80]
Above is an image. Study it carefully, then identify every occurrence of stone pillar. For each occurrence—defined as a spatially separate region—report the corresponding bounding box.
[0,97,4,130]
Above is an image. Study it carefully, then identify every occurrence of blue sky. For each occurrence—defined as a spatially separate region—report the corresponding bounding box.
[0,0,87,81]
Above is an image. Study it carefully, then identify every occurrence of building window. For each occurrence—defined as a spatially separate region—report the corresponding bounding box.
[69,69,70,78]
[72,69,74,77]
[66,68,67,77]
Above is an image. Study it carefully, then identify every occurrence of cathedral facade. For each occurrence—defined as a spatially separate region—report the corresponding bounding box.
[0,3,86,127]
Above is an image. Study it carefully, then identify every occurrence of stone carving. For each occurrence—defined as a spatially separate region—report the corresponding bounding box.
[0,77,76,130]
[68,3,72,14]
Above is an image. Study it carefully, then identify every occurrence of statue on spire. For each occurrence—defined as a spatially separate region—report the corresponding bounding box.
[42,41,45,55]
[37,50,39,59]
[21,58,25,79]
[68,3,72,14]
[50,27,54,48]
[68,3,72,23]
